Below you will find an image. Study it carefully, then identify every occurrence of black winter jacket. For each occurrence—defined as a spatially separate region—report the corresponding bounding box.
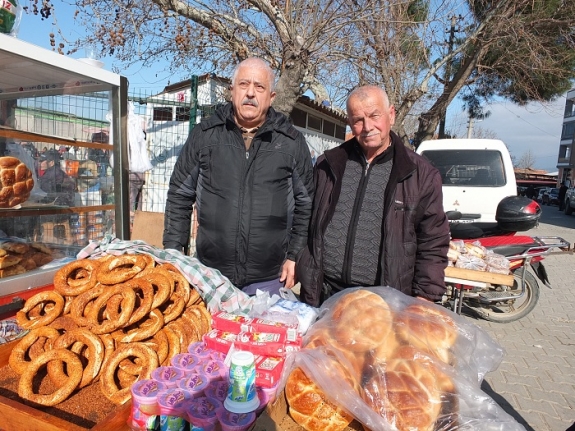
[297,132,449,306]
[164,103,314,287]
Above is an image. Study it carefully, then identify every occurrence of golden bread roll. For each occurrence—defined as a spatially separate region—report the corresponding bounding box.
[394,303,458,365]
[0,157,34,208]
[0,254,21,269]
[0,264,26,278]
[363,345,455,431]
[447,248,459,262]
[331,290,394,352]
[286,367,354,431]
[0,241,30,254]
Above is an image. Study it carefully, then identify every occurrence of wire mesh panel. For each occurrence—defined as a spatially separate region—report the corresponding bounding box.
[0,91,116,248]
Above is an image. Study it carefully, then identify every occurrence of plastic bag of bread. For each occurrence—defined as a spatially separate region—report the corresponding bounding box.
[484,251,511,275]
[0,156,34,208]
[455,253,488,271]
[279,287,525,431]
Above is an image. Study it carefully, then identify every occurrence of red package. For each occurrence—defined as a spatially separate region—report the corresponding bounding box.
[234,332,302,357]
[255,355,285,388]
[211,311,299,342]
[211,311,254,334]
[202,329,237,355]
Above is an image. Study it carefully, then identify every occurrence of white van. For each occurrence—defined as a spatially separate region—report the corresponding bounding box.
[416,139,517,236]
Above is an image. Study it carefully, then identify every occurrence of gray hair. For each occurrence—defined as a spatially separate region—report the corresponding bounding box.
[346,85,390,113]
[231,58,276,91]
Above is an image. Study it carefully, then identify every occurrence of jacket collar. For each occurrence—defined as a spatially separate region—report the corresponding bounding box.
[324,131,416,182]
[200,102,299,140]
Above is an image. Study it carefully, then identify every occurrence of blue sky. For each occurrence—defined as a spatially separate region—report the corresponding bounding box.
[12,2,567,172]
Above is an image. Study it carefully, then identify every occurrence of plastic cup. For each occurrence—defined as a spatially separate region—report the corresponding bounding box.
[188,341,212,359]
[186,396,222,431]
[171,353,202,375]
[204,379,229,403]
[157,389,190,431]
[200,358,228,383]
[151,366,185,389]
[224,351,259,413]
[177,372,210,399]
[217,410,256,431]
[130,379,166,430]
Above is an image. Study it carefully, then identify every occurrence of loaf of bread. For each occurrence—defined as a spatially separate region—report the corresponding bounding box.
[394,303,458,365]
[0,264,26,278]
[0,156,34,208]
[286,367,354,431]
[363,345,455,431]
[331,290,394,353]
[0,254,21,269]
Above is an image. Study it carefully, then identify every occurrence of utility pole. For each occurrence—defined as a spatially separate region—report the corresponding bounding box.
[438,15,458,139]
[467,116,474,138]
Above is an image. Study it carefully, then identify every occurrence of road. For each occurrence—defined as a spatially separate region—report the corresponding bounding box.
[472,204,575,430]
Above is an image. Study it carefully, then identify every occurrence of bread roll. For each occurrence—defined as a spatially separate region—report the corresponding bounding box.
[0,254,21,269]
[464,243,486,259]
[394,303,458,365]
[286,367,354,431]
[0,264,26,278]
[0,241,30,254]
[0,157,34,208]
[363,345,455,431]
[331,290,394,352]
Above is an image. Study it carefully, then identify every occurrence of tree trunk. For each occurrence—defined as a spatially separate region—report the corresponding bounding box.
[272,48,310,116]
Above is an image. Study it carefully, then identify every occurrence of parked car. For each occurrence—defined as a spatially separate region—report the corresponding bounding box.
[542,188,559,206]
[536,188,547,203]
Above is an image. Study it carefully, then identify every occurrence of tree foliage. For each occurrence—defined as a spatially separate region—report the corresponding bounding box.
[34,0,575,146]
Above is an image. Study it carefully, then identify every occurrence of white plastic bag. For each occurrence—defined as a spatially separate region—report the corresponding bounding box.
[128,102,153,173]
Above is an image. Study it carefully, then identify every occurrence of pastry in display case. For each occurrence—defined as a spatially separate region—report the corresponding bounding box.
[0,34,130,296]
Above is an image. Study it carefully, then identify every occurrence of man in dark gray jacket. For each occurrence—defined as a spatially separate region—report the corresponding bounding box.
[163,58,314,295]
[297,85,449,306]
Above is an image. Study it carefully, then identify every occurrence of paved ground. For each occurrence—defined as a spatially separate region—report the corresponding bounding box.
[469,205,575,430]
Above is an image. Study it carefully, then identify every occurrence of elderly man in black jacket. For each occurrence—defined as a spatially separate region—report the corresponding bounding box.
[297,85,450,307]
[163,58,314,295]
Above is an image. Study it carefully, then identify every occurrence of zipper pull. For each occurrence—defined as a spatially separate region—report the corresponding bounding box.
[246,151,249,160]
[365,161,369,175]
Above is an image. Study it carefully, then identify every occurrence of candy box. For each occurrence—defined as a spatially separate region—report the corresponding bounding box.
[203,329,237,355]
[254,356,285,389]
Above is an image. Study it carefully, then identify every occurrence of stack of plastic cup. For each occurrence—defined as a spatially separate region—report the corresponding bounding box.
[217,410,257,431]
[224,351,260,413]
[200,358,227,383]
[156,388,190,431]
[188,341,212,359]
[187,396,222,431]
[177,372,210,399]
[151,366,185,389]
[204,379,229,403]
[130,379,166,430]
[171,353,202,375]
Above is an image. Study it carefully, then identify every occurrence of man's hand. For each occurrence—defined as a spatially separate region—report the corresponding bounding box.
[280,259,296,289]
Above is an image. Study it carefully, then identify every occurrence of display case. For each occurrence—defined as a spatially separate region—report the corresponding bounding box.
[0,34,130,289]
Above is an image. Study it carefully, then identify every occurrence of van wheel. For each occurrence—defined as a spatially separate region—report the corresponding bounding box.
[566,200,573,215]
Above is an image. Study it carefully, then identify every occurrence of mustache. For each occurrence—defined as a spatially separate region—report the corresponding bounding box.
[242,99,258,107]
[361,131,380,137]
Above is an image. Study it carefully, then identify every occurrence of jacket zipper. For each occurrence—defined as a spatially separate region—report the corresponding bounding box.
[342,160,370,283]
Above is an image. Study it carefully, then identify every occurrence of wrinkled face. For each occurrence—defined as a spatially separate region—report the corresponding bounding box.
[347,91,396,161]
[231,64,276,128]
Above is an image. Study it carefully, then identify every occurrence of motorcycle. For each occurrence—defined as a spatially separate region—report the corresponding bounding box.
[443,233,570,323]
[442,196,571,322]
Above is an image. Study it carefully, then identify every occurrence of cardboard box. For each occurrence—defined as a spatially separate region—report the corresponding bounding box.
[249,389,364,431]
[255,355,284,388]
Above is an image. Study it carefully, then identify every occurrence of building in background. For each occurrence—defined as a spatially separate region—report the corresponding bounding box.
[557,88,575,186]
[139,75,347,213]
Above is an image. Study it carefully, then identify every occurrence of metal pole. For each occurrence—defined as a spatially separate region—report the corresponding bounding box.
[438,15,457,139]
[189,75,198,134]
[467,117,474,138]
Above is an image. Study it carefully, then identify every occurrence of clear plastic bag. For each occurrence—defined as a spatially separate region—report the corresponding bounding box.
[455,253,487,271]
[280,287,525,430]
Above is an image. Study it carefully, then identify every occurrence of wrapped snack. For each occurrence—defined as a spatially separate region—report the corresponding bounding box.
[280,287,523,431]
[447,247,460,262]
[0,0,22,36]
[455,253,488,271]
[449,239,466,253]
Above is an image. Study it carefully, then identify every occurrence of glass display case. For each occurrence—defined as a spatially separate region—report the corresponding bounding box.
[0,34,130,291]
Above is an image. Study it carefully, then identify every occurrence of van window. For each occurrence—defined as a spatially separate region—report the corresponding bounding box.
[420,150,506,187]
